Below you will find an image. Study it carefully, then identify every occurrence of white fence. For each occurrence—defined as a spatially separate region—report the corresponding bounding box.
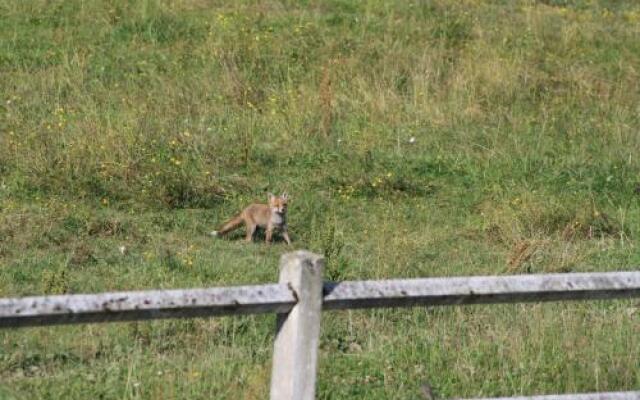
[1,251,639,400]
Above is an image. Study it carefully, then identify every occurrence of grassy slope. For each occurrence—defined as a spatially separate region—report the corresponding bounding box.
[1,0,639,398]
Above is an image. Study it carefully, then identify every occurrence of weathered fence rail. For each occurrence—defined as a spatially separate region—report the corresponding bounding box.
[0,283,296,328]
[2,270,639,328]
[460,391,640,400]
[1,251,639,400]
[322,271,640,310]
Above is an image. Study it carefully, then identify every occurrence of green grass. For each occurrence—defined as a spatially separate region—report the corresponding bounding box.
[1,0,640,398]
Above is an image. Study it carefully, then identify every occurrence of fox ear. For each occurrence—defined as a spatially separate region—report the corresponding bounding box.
[268,192,275,201]
[281,192,288,200]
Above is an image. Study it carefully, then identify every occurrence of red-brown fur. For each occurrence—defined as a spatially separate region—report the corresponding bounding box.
[211,193,291,244]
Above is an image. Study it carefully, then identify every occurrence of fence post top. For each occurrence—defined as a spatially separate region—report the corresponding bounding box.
[280,251,324,269]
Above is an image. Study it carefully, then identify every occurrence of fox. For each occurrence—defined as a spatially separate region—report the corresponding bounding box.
[210,193,291,244]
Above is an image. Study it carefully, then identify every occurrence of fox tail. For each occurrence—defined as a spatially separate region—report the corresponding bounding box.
[210,214,244,237]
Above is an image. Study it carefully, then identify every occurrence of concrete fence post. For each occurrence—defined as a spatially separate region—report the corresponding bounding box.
[270,251,325,400]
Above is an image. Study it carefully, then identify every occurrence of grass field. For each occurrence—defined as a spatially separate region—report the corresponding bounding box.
[1,0,640,398]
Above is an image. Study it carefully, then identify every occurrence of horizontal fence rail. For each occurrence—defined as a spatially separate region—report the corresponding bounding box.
[1,271,639,329]
[460,390,640,400]
[0,284,296,328]
[322,271,640,310]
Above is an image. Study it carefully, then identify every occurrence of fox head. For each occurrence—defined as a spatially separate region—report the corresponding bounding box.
[268,192,289,214]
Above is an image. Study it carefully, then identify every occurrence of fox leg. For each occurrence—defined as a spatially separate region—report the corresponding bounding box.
[265,225,273,244]
[245,223,256,242]
[282,228,291,245]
